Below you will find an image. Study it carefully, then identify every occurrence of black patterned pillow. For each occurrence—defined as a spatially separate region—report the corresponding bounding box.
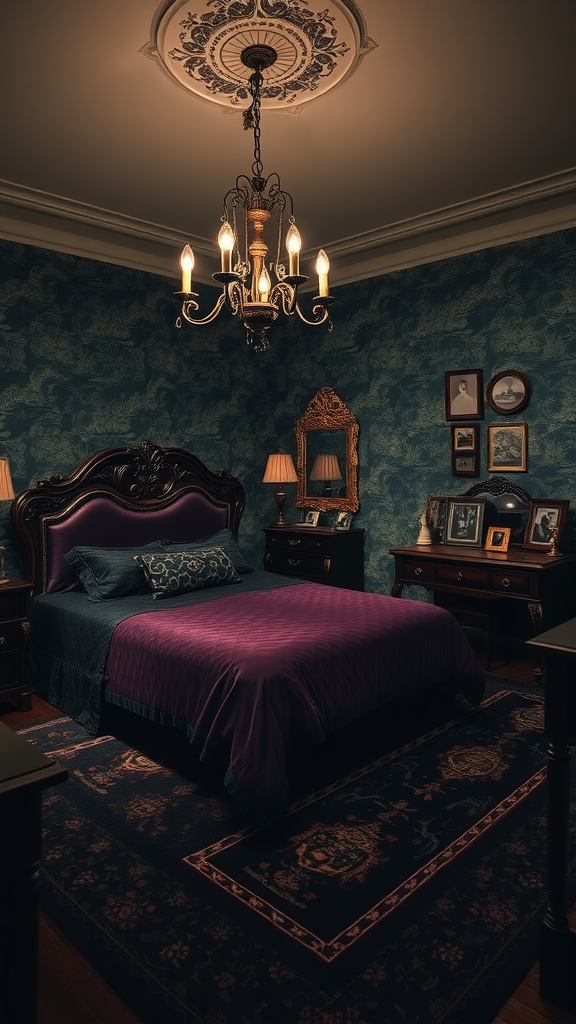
[134,547,242,599]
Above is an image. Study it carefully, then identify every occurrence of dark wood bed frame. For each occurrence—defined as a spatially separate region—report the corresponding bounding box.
[11,441,246,595]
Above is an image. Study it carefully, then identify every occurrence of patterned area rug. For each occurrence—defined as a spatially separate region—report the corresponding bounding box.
[21,680,576,1024]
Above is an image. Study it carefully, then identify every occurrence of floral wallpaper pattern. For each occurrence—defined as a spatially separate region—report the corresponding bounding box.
[1,228,575,597]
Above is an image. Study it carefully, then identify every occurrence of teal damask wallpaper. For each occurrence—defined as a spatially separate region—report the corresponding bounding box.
[1,228,575,594]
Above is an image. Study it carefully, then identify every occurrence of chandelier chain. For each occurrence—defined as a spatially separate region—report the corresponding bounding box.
[243,68,264,180]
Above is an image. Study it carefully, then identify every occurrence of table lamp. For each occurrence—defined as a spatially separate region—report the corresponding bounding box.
[0,458,15,584]
[262,453,298,526]
[310,454,342,497]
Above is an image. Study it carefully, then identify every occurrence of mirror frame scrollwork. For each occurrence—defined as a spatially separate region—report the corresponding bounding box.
[295,387,359,512]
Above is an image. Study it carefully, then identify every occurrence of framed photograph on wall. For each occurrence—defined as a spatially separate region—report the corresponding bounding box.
[444,497,486,547]
[452,424,478,451]
[524,499,569,551]
[445,369,483,421]
[452,454,479,477]
[487,423,527,472]
[484,526,511,552]
[486,370,530,415]
[451,424,479,476]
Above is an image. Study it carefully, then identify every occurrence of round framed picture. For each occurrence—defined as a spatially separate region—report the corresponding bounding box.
[486,370,530,415]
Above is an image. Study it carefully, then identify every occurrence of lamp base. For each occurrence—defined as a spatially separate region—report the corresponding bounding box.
[271,488,292,527]
[271,512,291,527]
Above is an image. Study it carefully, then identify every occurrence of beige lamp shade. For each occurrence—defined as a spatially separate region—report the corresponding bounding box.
[262,453,298,484]
[0,459,15,500]
[310,454,342,482]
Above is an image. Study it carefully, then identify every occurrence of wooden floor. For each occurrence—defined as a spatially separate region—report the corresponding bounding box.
[2,653,575,1024]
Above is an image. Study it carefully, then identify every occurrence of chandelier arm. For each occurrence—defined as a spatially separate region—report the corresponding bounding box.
[224,280,245,316]
[270,282,297,316]
[294,300,331,327]
[180,291,227,326]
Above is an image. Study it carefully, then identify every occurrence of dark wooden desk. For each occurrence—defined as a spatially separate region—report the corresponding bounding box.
[0,721,68,1024]
[527,620,576,1014]
[390,545,576,675]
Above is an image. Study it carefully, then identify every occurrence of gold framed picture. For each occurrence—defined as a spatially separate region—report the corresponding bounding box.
[484,526,511,552]
[487,423,527,472]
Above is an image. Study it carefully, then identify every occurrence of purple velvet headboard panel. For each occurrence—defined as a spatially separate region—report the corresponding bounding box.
[45,492,229,592]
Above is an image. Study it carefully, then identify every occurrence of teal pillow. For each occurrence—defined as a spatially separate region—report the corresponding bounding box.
[134,547,242,600]
[64,542,165,601]
[160,529,254,574]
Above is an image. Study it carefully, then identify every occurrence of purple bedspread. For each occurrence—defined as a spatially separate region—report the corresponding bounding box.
[104,583,484,810]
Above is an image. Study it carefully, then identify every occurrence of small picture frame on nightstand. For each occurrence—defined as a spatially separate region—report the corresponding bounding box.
[333,511,352,531]
[301,510,320,526]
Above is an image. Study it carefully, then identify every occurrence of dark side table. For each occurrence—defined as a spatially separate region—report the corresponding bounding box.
[527,619,576,1014]
[264,526,364,590]
[0,721,68,1024]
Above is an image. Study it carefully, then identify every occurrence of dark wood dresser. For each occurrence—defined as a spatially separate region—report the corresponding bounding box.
[390,544,576,678]
[389,544,576,635]
[0,578,32,711]
[264,526,364,590]
[0,722,68,1024]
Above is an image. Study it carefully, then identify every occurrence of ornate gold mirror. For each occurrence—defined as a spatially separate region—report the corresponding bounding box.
[295,388,359,512]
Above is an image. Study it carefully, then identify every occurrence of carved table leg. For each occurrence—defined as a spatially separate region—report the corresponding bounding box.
[391,580,404,598]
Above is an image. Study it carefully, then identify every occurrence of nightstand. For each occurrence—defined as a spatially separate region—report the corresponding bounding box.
[0,579,32,711]
[263,526,364,591]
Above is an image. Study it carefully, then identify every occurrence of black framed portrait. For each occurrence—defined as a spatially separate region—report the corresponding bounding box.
[445,369,483,421]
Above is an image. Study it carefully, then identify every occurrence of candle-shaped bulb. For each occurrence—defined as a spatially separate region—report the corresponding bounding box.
[286,222,301,277]
[218,221,234,273]
[180,245,194,293]
[316,249,330,297]
[258,265,272,303]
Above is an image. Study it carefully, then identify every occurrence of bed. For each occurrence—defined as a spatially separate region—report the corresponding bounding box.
[12,441,486,812]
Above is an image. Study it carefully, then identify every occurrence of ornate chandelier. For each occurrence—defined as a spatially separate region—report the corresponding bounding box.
[175,44,334,352]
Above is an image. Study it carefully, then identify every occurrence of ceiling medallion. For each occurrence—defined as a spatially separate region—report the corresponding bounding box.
[144,0,376,109]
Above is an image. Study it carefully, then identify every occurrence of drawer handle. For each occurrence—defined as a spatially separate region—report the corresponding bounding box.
[288,539,301,546]
[502,578,511,588]
[288,558,303,566]
[0,636,4,644]
[414,567,422,576]
[456,572,463,581]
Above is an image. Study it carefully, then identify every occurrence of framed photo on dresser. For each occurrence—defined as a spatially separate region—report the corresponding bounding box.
[426,495,449,544]
[524,499,569,551]
[484,526,511,552]
[333,511,353,531]
[444,497,486,547]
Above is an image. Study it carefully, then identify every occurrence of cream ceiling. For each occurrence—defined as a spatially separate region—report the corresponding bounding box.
[1,0,575,289]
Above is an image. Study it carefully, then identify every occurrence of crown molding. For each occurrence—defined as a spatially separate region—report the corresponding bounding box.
[320,167,576,289]
[1,169,575,289]
[0,179,217,285]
